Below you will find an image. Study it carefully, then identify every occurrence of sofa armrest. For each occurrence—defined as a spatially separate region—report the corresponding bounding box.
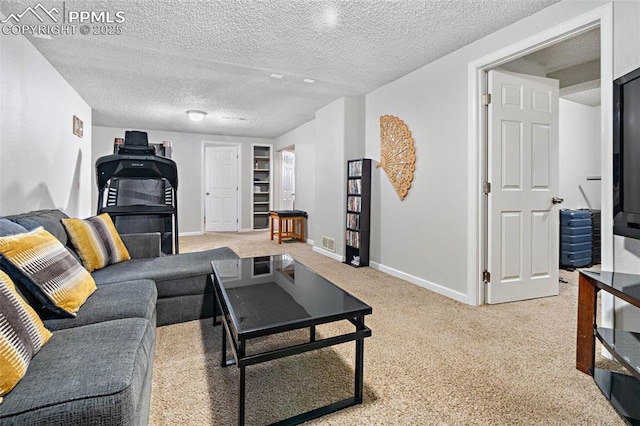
[120,232,162,259]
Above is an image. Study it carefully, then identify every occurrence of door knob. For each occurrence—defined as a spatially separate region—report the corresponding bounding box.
[206,192,210,196]
[552,196,564,204]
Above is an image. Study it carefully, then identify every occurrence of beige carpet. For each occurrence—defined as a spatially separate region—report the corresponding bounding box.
[150,231,624,425]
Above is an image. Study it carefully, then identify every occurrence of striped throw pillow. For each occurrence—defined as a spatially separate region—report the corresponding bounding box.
[0,227,96,318]
[0,270,52,397]
[62,213,131,273]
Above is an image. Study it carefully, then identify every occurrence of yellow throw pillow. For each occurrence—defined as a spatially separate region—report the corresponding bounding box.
[62,213,130,273]
[0,270,52,397]
[0,227,96,317]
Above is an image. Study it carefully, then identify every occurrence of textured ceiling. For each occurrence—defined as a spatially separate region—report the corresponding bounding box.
[520,28,601,106]
[522,28,600,73]
[561,85,601,107]
[1,0,560,138]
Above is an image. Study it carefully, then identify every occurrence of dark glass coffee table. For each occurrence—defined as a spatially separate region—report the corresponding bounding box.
[211,254,372,426]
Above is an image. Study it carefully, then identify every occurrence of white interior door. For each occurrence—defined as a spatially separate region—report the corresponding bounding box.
[205,146,238,232]
[281,150,295,210]
[487,69,560,304]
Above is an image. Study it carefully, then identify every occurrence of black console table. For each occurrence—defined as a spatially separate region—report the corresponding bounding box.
[576,270,640,424]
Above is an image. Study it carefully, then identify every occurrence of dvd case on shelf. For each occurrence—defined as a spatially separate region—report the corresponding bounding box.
[347,196,361,212]
[346,230,360,248]
[347,213,360,230]
[348,179,362,195]
[348,160,362,177]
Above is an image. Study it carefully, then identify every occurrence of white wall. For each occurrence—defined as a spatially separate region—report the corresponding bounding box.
[92,126,273,234]
[0,30,92,217]
[613,0,640,79]
[314,99,348,255]
[365,65,471,298]
[559,99,601,210]
[307,97,366,257]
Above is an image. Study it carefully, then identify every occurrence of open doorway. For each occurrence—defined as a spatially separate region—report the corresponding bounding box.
[468,5,613,306]
[483,28,602,304]
[278,148,295,210]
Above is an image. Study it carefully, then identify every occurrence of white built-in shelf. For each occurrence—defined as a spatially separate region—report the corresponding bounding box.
[252,145,272,230]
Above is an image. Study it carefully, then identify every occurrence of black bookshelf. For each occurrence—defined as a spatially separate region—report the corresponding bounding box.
[345,159,371,267]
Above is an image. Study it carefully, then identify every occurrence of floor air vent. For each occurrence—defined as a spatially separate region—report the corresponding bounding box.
[321,236,335,252]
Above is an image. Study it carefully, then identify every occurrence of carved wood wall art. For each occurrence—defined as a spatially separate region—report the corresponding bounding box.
[377,115,416,200]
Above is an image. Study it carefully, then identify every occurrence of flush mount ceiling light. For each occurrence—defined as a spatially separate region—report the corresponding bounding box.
[186,110,207,122]
[270,73,284,79]
[303,78,315,84]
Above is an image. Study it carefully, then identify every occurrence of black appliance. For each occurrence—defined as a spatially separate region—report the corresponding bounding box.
[96,132,178,254]
[613,65,640,239]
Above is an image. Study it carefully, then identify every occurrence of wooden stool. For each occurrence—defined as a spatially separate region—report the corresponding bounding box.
[269,210,307,244]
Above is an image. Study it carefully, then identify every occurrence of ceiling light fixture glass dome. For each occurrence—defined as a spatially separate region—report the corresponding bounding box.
[186,110,207,122]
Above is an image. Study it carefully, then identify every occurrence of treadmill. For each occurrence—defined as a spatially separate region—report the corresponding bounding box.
[96,131,179,254]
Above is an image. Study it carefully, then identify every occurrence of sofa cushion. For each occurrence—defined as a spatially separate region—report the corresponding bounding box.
[43,280,157,331]
[91,247,238,298]
[62,213,131,272]
[0,271,52,398]
[0,219,28,237]
[0,227,96,318]
[5,210,70,246]
[0,318,154,425]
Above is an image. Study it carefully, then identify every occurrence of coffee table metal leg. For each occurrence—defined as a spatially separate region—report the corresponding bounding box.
[212,277,218,326]
[238,343,246,426]
[221,323,228,368]
[355,339,364,403]
[310,325,316,342]
[238,365,245,425]
[354,316,365,404]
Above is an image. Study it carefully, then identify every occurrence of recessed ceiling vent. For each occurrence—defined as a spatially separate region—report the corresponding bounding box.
[321,236,335,252]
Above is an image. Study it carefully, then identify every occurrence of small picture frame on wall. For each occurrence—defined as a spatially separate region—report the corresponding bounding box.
[73,115,83,138]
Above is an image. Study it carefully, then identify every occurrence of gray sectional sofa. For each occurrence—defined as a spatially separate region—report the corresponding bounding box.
[0,209,238,425]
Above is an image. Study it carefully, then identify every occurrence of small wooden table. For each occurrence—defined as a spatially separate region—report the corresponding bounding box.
[269,210,307,244]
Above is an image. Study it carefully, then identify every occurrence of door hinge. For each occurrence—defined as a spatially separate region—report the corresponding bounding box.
[483,182,491,194]
[482,270,491,283]
[483,93,491,106]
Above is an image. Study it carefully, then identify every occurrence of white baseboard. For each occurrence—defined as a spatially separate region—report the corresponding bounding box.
[306,239,314,245]
[370,261,468,304]
[312,246,344,262]
[179,231,203,237]
[239,228,254,233]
